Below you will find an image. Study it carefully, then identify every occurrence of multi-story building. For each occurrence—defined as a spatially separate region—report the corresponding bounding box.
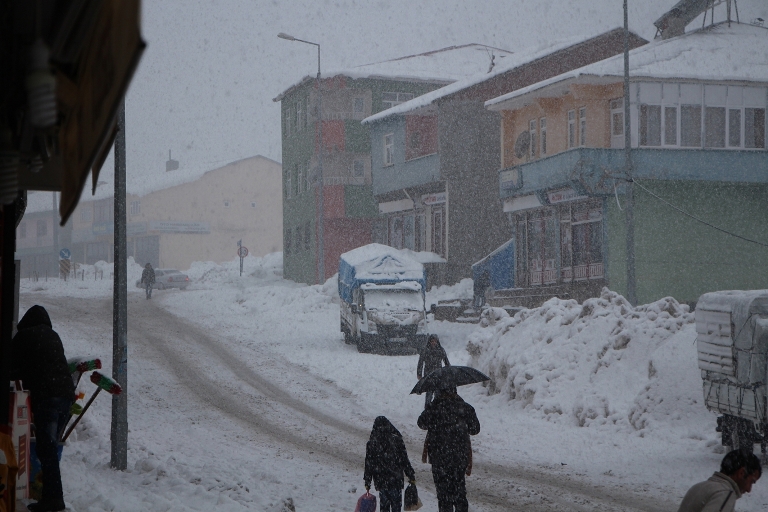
[274,45,514,284]
[485,21,768,307]
[363,29,647,284]
[16,155,282,274]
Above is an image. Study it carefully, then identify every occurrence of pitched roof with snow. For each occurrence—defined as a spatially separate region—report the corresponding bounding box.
[273,44,513,102]
[486,23,768,111]
[362,28,641,124]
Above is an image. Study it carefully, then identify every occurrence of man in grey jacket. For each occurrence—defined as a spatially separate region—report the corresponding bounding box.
[678,449,761,512]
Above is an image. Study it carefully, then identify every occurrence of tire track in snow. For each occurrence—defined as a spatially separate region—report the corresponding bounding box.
[48,295,673,511]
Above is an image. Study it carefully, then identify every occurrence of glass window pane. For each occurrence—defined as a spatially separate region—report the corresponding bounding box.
[640,105,661,147]
[705,107,726,148]
[745,108,766,149]
[664,107,677,145]
[612,112,624,136]
[728,109,741,147]
[681,105,702,147]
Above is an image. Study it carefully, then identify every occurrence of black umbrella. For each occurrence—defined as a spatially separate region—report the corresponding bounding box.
[410,366,490,394]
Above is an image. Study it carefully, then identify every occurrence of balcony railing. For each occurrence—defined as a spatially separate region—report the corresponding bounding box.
[499,147,768,200]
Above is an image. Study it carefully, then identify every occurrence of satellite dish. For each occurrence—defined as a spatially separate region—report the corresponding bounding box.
[514,131,531,159]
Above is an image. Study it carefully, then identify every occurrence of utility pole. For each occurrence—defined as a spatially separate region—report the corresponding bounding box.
[624,0,637,306]
[111,98,128,470]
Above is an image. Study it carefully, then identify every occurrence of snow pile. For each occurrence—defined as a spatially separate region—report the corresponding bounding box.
[19,258,145,298]
[467,288,700,434]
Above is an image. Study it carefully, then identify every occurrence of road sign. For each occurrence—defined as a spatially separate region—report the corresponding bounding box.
[238,246,249,258]
[59,248,71,259]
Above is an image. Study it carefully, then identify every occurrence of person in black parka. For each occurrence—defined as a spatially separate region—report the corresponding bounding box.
[418,387,480,512]
[10,305,75,512]
[417,334,450,407]
[364,416,416,512]
[141,263,156,299]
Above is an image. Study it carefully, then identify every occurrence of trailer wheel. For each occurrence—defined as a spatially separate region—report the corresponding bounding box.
[344,330,353,345]
[357,335,372,353]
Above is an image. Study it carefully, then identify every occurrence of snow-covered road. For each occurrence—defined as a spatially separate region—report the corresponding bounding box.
[24,278,674,511]
[21,255,768,511]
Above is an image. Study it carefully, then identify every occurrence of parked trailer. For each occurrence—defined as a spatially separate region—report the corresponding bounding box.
[696,290,768,453]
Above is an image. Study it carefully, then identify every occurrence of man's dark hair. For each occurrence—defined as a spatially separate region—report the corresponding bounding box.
[721,449,762,477]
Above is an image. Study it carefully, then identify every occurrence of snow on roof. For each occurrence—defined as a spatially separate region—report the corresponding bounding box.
[486,23,768,110]
[362,28,633,124]
[274,44,513,102]
[696,289,768,313]
[24,155,280,214]
[341,243,424,280]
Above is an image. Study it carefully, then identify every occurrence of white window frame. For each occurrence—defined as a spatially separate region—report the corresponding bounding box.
[579,107,586,147]
[610,99,624,148]
[129,200,141,216]
[529,119,537,159]
[296,100,303,132]
[567,110,576,149]
[540,117,547,155]
[382,92,415,109]
[285,170,292,199]
[352,159,365,178]
[384,133,394,166]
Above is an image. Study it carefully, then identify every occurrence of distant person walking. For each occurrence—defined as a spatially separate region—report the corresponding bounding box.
[418,387,480,512]
[364,416,416,512]
[677,449,762,512]
[417,334,450,407]
[141,263,155,299]
[10,305,75,512]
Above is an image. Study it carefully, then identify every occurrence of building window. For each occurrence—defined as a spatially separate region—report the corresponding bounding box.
[37,220,47,237]
[664,106,678,146]
[297,165,303,194]
[681,105,702,147]
[639,104,661,147]
[610,99,624,148]
[285,228,292,256]
[529,119,537,159]
[19,222,26,239]
[705,106,726,148]
[745,108,766,148]
[353,159,365,178]
[296,99,303,131]
[353,98,364,113]
[540,118,547,155]
[130,201,141,215]
[384,133,394,165]
[304,222,311,250]
[389,216,404,249]
[579,107,586,147]
[567,110,576,148]
[431,205,445,257]
[293,164,300,195]
[305,163,311,191]
[285,170,292,199]
[382,92,414,109]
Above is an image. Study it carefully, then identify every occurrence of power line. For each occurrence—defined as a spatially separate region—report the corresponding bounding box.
[632,179,768,248]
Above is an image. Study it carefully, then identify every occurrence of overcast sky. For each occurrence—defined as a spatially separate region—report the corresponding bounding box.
[95,0,767,194]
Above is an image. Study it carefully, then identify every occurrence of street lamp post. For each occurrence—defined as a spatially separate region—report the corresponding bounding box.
[278,33,324,284]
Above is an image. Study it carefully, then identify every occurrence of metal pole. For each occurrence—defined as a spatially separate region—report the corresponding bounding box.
[111,98,128,470]
[316,45,324,284]
[623,0,637,306]
[52,192,59,275]
[0,196,21,425]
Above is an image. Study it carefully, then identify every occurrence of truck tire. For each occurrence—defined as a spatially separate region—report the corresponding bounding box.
[726,416,755,453]
[357,334,371,353]
[344,330,353,345]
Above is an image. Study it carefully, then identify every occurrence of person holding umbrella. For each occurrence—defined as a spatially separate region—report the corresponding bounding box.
[363,416,416,512]
[416,334,450,408]
[413,367,486,512]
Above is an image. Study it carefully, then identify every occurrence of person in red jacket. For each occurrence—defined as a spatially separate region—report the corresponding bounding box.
[10,305,74,512]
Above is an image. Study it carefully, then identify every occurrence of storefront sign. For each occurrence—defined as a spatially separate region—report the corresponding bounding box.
[546,188,587,204]
[148,221,210,234]
[379,199,414,214]
[127,222,147,236]
[503,194,542,213]
[421,192,446,205]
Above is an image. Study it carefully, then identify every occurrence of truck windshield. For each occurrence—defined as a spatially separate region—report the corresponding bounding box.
[363,289,423,311]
